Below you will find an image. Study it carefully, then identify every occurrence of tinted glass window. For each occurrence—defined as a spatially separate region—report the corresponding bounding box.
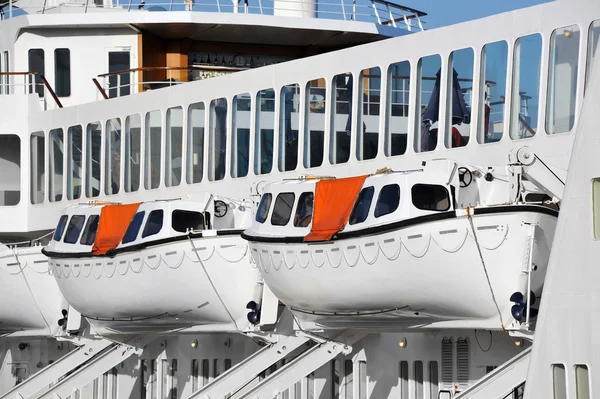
[142,210,164,238]
[64,215,85,244]
[349,187,374,225]
[412,184,451,211]
[80,215,99,245]
[375,184,400,217]
[123,211,145,244]
[172,210,205,233]
[53,215,68,241]
[256,193,272,223]
[271,193,295,226]
[294,192,314,227]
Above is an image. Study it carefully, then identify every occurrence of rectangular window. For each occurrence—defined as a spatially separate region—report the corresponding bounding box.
[386,61,410,156]
[575,364,590,399]
[166,106,183,187]
[30,132,45,204]
[145,110,162,189]
[331,360,340,399]
[552,364,567,399]
[232,93,250,178]
[255,89,274,175]
[358,361,367,399]
[331,73,352,164]
[357,68,380,160]
[0,135,21,206]
[399,361,408,399]
[105,118,121,195]
[592,178,600,239]
[279,84,299,171]
[344,360,353,399]
[187,102,205,184]
[547,25,580,134]
[125,114,141,192]
[416,54,441,152]
[305,79,325,168]
[54,48,71,97]
[191,360,199,391]
[586,20,600,91]
[171,359,178,399]
[2,51,8,95]
[446,48,473,148]
[414,361,424,399]
[429,361,439,399]
[86,122,102,198]
[108,51,130,98]
[201,359,209,386]
[510,34,542,139]
[67,125,82,200]
[149,359,157,399]
[479,41,508,143]
[209,98,227,181]
[49,128,64,202]
[161,359,169,399]
[28,49,44,97]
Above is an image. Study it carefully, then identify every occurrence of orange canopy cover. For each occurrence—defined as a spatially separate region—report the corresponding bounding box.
[92,203,142,255]
[304,175,368,242]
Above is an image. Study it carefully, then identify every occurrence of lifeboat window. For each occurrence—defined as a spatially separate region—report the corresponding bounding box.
[375,184,400,218]
[122,211,146,244]
[293,192,314,227]
[142,210,164,238]
[63,215,85,244]
[271,193,295,226]
[256,193,272,224]
[349,186,375,225]
[53,215,69,241]
[80,215,100,245]
[411,184,450,211]
[172,210,205,233]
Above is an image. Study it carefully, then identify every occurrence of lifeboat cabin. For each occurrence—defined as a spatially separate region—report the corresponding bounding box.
[242,160,558,331]
[43,194,261,334]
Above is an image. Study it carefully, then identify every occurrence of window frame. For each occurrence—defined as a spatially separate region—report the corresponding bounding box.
[411,184,451,212]
[293,192,314,227]
[349,186,375,225]
[122,211,146,244]
[80,214,100,245]
[63,215,86,244]
[256,193,273,224]
[271,192,295,226]
[374,184,400,218]
[142,209,164,238]
[53,215,69,241]
[54,48,71,97]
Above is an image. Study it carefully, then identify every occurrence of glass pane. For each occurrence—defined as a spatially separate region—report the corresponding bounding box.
[54,49,70,97]
[374,184,400,217]
[575,365,590,399]
[344,360,353,399]
[187,102,205,184]
[123,211,145,244]
[271,193,295,226]
[80,215,99,245]
[49,128,64,202]
[67,125,82,200]
[358,67,380,160]
[30,132,45,204]
[279,84,299,171]
[86,122,102,198]
[145,110,162,189]
[0,135,20,206]
[399,361,408,399]
[53,215,68,241]
[511,34,542,139]
[479,41,508,143]
[331,360,340,399]
[166,106,183,187]
[105,118,121,195]
[547,25,580,134]
[28,49,44,97]
[255,89,275,175]
[446,48,473,148]
[209,98,227,181]
[2,51,8,95]
[108,51,130,98]
[416,54,442,152]
[358,361,367,399]
[142,209,163,238]
[586,20,600,91]
[125,114,141,192]
[305,79,325,168]
[293,192,313,227]
[552,364,567,399]
[429,362,439,399]
[593,178,600,239]
[350,187,374,225]
[64,215,85,244]
[414,361,423,399]
[386,61,410,156]
[256,193,272,223]
[412,184,450,211]
[232,93,251,178]
[331,73,352,164]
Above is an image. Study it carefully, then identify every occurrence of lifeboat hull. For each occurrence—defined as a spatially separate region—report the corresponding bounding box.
[249,208,556,330]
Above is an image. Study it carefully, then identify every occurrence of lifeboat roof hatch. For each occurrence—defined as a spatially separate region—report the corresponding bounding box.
[92,203,142,255]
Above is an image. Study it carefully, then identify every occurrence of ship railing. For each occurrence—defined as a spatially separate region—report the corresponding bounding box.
[0,71,63,109]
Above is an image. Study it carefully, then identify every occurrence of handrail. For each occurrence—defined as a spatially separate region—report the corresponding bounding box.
[0,71,63,108]
[92,78,109,100]
[97,65,247,78]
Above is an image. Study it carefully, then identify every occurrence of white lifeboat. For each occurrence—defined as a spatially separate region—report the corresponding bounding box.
[43,193,261,334]
[242,160,558,330]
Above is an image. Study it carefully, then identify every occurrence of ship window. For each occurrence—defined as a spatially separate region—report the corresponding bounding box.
[399,361,408,399]
[67,125,82,200]
[232,93,250,178]
[552,364,567,399]
[586,20,600,92]
[172,210,205,233]
[412,184,450,211]
[64,215,85,244]
[305,79,325,168]
[187,102,205,184]
[375,184,400,217]
[209,98,227,181]
[279,84,299,172]
[142,209,163,238]
[255,89,275,175]
[271,193,295,226]
[575,365,590,399]
[54,49,70,97]
[386,61,410,157]
[358,361,367,399]
[105,118,121,195]
[478,41,508,144]
[53,215,68,241]
[414,361,424,399]
[429,361,439,399]
[592,178,600,239]
[446,48,473,148]
[344,360,353,399]
[510,33,542,139]
[331,73,352,164]
[80,215,99,245]
[30,131,45,204]
[49,128,64,202]
[547,25,580,135]
[166,106,183,187]
[0,135,20,206]
[125,114,141,193]
[416,54,442,153]
[86,122,102,198]
[28,49,44,97]
[145,110,162,189]
[331,360,340,398]
[122,211,145,244]
[107,51,130,98]
[294,192,313,227]
[256,193,272,223]
[358,67,380,161]
[349,186,374,225]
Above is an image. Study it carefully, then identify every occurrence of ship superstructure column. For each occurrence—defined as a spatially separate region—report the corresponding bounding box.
[273,0,317,18]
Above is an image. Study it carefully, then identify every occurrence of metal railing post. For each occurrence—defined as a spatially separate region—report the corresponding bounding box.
[385,4,395,27]
[339,0,346,20]
[85,0,90,13]
[9,0,13,18]
[169,0,174,12]
[352,0,356,20]
[371,1,380,24]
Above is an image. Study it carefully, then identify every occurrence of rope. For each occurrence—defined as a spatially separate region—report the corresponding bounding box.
[465,207,506,328]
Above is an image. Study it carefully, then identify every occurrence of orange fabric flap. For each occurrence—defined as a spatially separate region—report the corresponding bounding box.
[92,203,142,255]
[304,175,368,242]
